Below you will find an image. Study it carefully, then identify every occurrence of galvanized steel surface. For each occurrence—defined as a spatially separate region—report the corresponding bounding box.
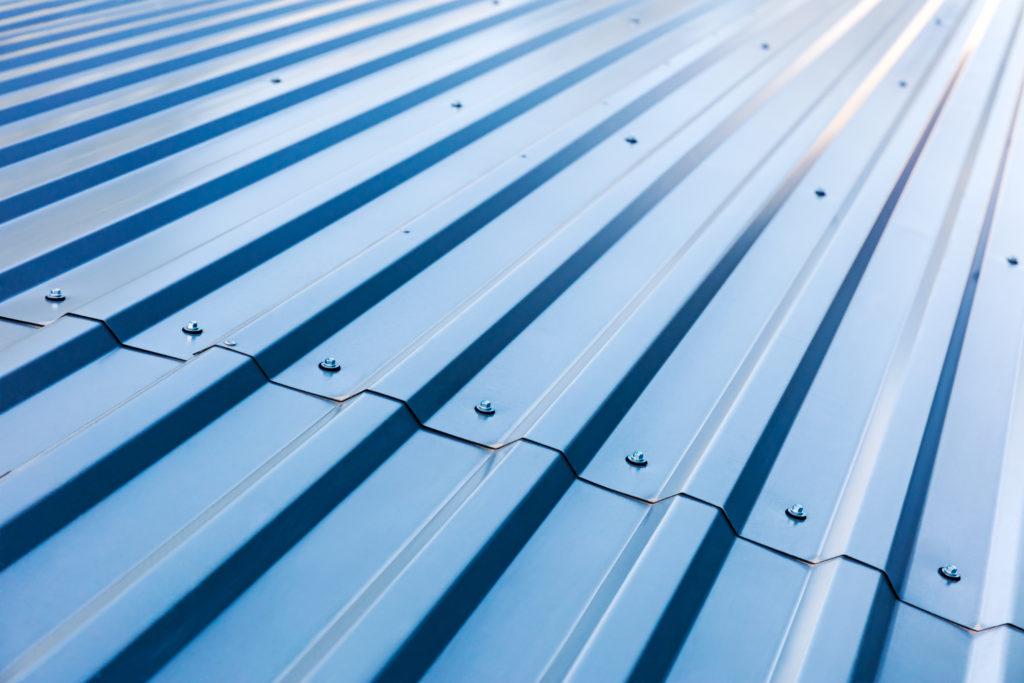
[1,0,1023,680]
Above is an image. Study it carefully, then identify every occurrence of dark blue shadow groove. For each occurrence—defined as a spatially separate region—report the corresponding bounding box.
[0,0,477,165]
[0,0,551,221]
[373,457,573,682]
[0,0,136,32]
[0,0,81,22]
[848,575,896,683]
[626,514,733,682]
[93,410,420,681]
[884,25,1024,589]
[0,322,114,413]
[259,0,748,377]
[0,0,424,122]
[722,56,964,531]
[0,358,264,573]
[1,0,243,55]
[405,0,792,419]
[0,0,661,306]
[0,0,398,91]
[559,0,866,474]
[0,0,307,67]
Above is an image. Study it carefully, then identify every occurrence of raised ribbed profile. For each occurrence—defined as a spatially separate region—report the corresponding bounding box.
[2,0,1024,679]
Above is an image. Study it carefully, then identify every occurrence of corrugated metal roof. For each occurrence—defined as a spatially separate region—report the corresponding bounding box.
[2,0,1024,679]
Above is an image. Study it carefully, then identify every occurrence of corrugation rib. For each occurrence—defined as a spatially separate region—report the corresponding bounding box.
[4,0,1024,679]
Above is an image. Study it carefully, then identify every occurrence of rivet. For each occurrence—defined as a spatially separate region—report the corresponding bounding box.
[761,42,770,50]
[45,287,66,302]
[271,77,281,83]
[786,504,807,521]
[939,564,961,581]
[625,449,647,467]
[319,356,341,372]
[625,136,638,145]
[224,340,237,347]
[475,399,495,415]
[182,321,203,335]
[1008,256,1019,266]
[629,16,640,24]
[451,101,463,109]
[898,80,908,88]
[814,188,826,198]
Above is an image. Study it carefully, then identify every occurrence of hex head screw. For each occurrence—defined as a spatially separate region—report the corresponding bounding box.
[625,450,648,467]
[786,504,807,521]
[45,288,66,302]
[939,564,961,581]
[475,399,495,415]
[182,321,203,335]
[319,357,341,372]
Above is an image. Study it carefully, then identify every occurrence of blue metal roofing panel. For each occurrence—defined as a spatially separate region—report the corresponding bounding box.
[2,0,1024,679]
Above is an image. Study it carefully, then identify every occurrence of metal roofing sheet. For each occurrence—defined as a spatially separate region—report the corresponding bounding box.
[2,0,1024,679]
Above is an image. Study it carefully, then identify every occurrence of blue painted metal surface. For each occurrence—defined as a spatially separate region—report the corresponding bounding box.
[2,0,1024,679]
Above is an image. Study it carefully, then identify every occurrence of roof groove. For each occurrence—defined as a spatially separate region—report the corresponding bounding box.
[0,0,653,296]
[2,313,1021,639]
[4,0,1024,678]
[0,0,291,57]
[0,0,433,119]
[886,0,1024,599]
[0,0,378,74]
[9,283,1024,636]
[0,0,474,162]
[0,0,137,34]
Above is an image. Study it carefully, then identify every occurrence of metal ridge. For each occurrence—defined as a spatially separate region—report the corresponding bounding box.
[3,0,1024,679]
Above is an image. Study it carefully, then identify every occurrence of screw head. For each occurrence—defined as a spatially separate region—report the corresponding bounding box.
[939,564,961,581]
[475,399,495,415]
[451,101,463,109]
[45,287,66,302]
[814,188,826,198]
[182,321,203,334]
[898,80,908,88]
[319,356,341,372]
[786,504,807,521]
[625,450,648,467]
[625,136,638,145]
[1008,256,1019,266]
[760,42,770,50]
